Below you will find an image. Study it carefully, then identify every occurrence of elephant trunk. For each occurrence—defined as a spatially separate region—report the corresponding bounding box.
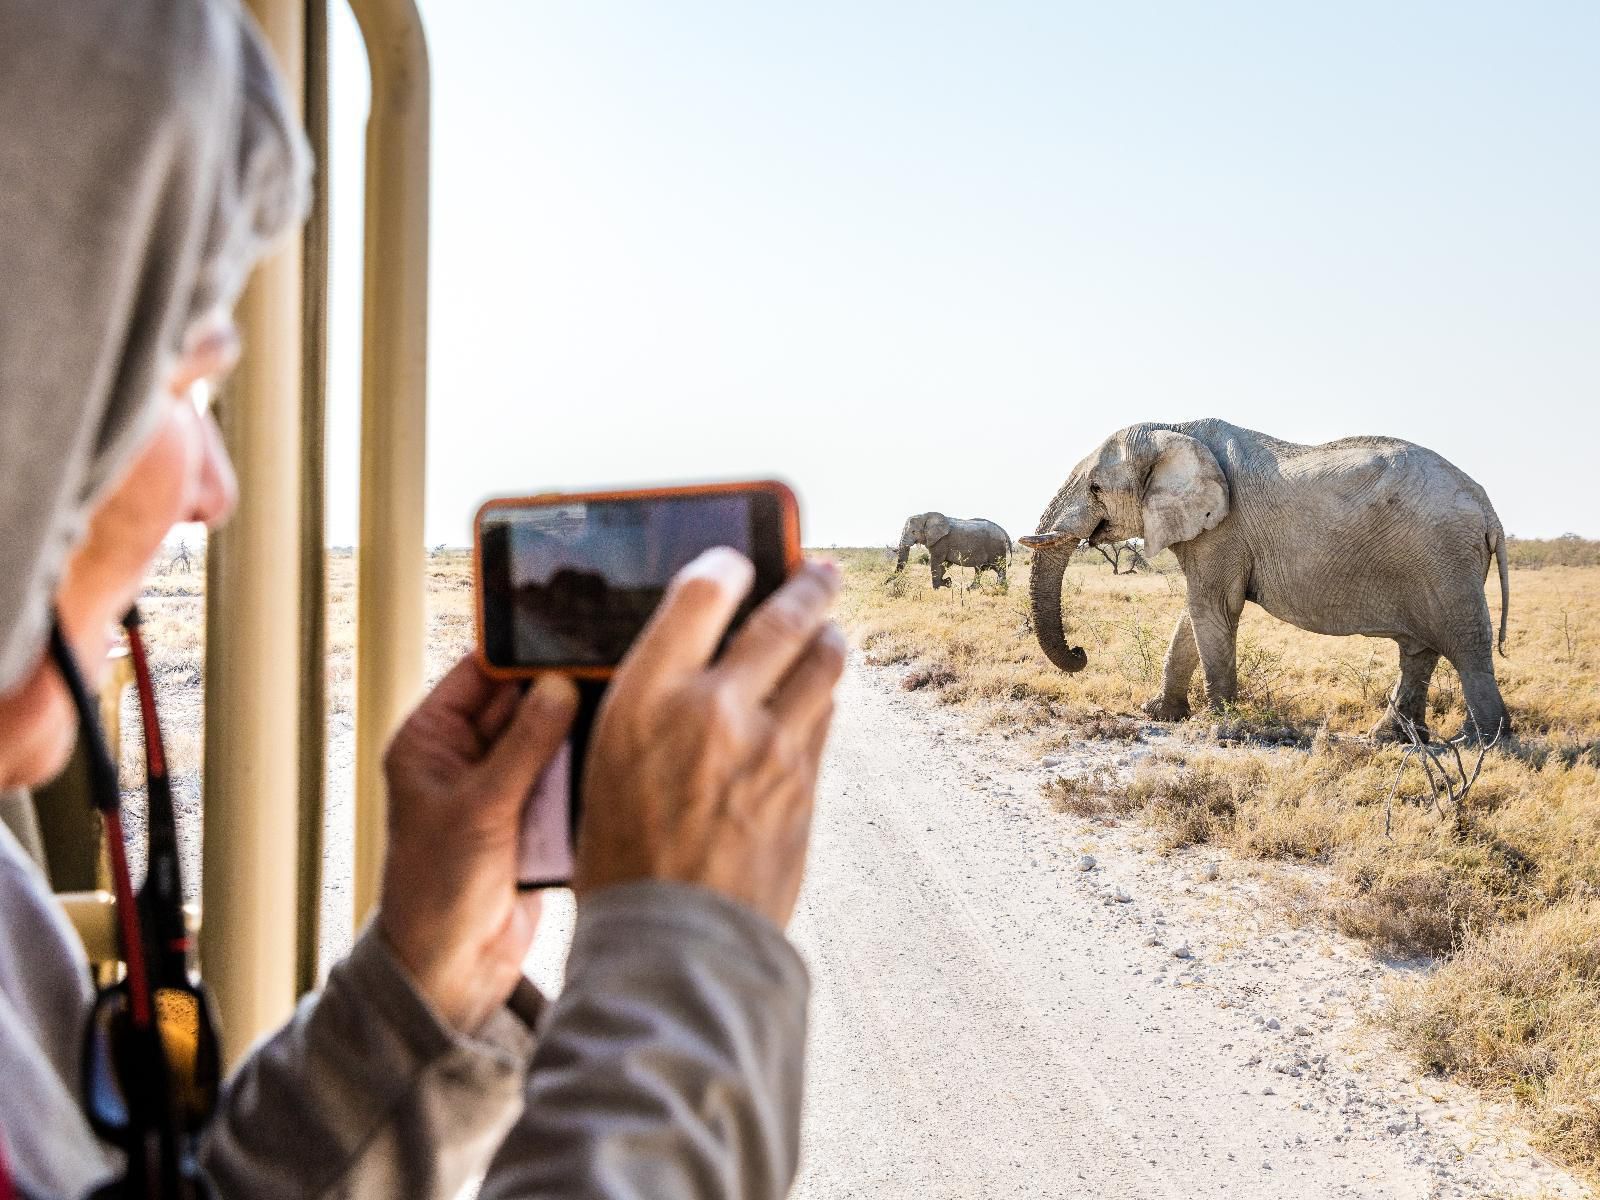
[896,528,921,576]
[1028,545,1088,673]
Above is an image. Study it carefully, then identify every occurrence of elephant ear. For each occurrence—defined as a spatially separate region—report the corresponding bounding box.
[1140,431,1230,559]
[923,512,952,543]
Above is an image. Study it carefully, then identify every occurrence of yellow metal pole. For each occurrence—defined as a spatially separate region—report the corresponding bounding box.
[203,0,305,1066]
[347,0,430,928]
[296,0,330,997]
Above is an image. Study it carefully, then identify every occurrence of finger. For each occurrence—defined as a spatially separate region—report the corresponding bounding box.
[418,654,504,723]
[512,889,543,943]
[803,700,835,785]
[779,697,835,794]
[770,711,830,917]
[716,559,841,703]
[473,673,580,809]
[474,680,524,743]
[614,547,754,691]
[740,681,837,804]
[767,624,847,728]
[785,701,835,829]
[431,657,526,751]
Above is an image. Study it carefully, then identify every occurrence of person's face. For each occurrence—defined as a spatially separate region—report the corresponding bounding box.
[0,317,241,788]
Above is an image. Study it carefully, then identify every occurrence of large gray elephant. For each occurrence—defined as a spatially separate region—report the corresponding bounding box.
[891,512,1011,589]
[1020,419,1512,742]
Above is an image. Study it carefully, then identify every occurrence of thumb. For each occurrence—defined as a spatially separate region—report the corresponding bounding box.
[473,672,580,805]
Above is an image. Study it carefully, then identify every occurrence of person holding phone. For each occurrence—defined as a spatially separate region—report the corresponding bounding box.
[0,2,841,1197]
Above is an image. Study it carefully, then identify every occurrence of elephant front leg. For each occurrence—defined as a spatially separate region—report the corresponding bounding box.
[1371,640,1439,744]
[1144,611,1197,721]
[930,558,950,589]
[1189,600,1242,711]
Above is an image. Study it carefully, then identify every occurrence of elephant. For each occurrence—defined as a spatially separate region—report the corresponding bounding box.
[1020,419,1512,743]
[890,512,1011,589]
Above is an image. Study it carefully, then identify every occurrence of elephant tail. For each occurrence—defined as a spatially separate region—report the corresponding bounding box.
[1494,525,1510,657]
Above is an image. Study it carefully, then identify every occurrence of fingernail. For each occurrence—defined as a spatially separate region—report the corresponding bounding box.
[680,545,755,590]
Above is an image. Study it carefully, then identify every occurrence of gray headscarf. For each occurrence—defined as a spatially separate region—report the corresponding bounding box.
[0,0,310,692]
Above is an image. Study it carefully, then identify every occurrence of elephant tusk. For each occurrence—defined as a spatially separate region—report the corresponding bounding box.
[1019,532,1076,549]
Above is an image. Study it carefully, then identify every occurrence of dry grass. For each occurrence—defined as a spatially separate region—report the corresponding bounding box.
[1104,742,1600,959]
[1044,766,1141,822]
[838,538,1600,1181]
[1390,900,1600,1172]
[836,543,1600,746]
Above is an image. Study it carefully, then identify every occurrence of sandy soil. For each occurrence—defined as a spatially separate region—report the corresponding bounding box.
[784,658,1587,1199]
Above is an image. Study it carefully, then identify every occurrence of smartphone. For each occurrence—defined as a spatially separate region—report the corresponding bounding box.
[474,480,803,886]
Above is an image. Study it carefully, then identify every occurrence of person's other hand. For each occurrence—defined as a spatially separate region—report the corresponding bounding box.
[575,549,845,926]
[379,657,578,1033]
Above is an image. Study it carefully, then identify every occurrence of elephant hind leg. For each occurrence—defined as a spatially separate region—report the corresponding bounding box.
[1452,644,1512,743]
[1441,592,1512,744]
[1371,639,1439,744]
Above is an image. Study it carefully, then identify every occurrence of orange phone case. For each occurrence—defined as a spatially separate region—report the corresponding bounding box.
[474,479,803,681]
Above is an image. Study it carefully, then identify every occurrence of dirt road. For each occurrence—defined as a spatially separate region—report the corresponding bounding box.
[779,659,1585,1200]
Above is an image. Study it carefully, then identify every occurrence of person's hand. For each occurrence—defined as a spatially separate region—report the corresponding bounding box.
[574,548,845,926]
[379,657,578,1033]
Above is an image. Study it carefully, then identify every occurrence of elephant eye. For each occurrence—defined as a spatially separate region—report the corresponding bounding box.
[1088,483,1101,496]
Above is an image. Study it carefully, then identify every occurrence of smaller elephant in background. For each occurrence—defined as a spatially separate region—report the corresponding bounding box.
[890,512,1011,589]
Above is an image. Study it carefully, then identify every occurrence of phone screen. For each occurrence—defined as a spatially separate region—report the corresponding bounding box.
[480,488,792,670]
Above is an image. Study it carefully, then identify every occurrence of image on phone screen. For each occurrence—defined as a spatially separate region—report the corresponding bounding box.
[480,489,789,671]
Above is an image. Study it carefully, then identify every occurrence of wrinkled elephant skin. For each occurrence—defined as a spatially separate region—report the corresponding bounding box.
[1027,419,1512,742]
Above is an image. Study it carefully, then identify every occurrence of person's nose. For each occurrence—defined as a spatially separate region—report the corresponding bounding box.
[189,410,238,528]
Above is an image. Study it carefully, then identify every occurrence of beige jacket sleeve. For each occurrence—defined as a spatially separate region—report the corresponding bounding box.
[479,881,810,1200]
[201,924,542,1200]
[200,881,808,1200]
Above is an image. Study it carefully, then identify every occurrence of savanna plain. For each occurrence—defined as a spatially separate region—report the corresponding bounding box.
[842,536,1600,1187]
[134,536,1600,1191]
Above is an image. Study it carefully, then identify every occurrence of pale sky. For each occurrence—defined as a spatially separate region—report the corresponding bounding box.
[322,1,1598,549]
